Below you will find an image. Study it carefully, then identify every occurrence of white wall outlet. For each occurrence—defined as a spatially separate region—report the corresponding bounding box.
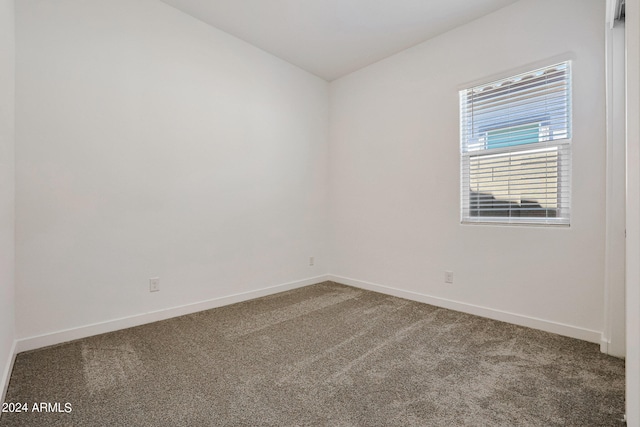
[309,256,315,266]
[445,271,454,284]
[149,277,160,292]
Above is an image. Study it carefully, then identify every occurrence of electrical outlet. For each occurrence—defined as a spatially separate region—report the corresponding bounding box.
[309,256,315,266]
[149,277,160,292]
[445,271,454,284]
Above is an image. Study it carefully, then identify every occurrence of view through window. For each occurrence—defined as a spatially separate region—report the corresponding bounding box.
[460,62,572,225]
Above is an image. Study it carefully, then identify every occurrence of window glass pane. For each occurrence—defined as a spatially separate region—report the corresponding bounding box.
[486,123,540,149]
[468,148,559,218]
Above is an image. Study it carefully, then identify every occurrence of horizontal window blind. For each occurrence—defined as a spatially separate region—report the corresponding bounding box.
[460,62,571,225]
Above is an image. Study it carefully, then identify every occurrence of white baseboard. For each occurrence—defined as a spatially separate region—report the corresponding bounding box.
[329,275,603,344]
[12,273,605,358]
[16,275,330,354]
[1,339,17,406]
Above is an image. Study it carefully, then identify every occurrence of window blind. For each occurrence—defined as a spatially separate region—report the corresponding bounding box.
[460,62,572,225]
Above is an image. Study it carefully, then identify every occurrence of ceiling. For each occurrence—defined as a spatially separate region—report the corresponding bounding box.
[158,0,520,81]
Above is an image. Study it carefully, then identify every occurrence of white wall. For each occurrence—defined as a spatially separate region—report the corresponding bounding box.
[0,0,15,402]
[15,0,329,341]
[329,0,608,341]
[626,0,640,423]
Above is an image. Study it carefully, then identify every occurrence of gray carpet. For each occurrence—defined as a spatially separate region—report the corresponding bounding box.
[0,282,625,426]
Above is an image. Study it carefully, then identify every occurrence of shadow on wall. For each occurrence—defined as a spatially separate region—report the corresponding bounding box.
[470,191,557,218]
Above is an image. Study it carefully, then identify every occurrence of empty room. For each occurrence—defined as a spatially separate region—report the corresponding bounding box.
[1,0,639,425]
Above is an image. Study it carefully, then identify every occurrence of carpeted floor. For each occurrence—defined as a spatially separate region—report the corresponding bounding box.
[0,282,626,426]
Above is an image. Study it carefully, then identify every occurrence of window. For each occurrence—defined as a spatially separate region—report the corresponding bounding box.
[460,62,571,225]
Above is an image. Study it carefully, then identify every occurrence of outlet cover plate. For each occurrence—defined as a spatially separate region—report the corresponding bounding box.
[150,277,160,292]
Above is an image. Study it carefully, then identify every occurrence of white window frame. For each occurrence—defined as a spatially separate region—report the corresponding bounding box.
[460,62,572,226]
